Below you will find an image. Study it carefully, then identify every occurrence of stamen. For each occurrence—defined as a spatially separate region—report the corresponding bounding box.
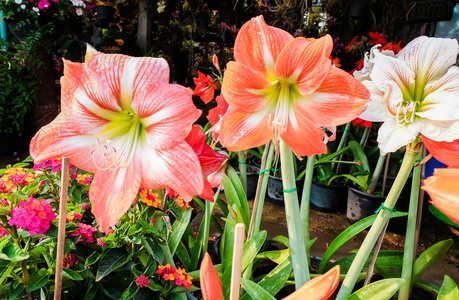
[91,139,129,171]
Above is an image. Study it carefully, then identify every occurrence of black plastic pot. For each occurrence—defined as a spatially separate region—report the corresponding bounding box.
[347,187,385,224]
[236,165,260,200]
[267,175,304,206]
[310,182,347,212]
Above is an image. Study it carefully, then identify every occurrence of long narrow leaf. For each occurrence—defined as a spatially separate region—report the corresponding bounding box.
[411,239,453,285]
[168,208,192,256]
[345,278,404,300]
[438,276,459,300]
[240,278,277,300]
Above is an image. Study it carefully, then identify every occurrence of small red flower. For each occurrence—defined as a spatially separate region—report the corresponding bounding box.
[345,36,361,53]
[136,275,150,288]
[63,253,80,268]
[352,117,372,128]
[368,32,386,46]
[348,59,364,76]
[381,41,402,54]
[193,71,217,104]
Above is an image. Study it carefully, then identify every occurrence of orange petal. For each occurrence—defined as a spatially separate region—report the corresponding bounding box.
[219,107,273,152]
[133,82,201,150]
[222,61,272,112]
[234,16,293,76]
[283,265,341,300]
[90,166,142,232]
[138,142,204,201]
[281,113,328,157]
[200,253,224,300]
[294,67,370,127]
[422,168,459,224]
[422,136,459,167]
[275,35,333,95]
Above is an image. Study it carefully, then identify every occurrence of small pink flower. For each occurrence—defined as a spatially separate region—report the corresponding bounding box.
[136,275,150,288]
[70,223,97,243]
[0,199,9,206]
[66,211,83,222]
[79,203,90,210]
[97,237,106,246]
[0,226,9,237]
[9,198,56,235]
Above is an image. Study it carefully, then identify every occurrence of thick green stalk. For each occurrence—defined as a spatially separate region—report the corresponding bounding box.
[337,148,419,299]
[368,154,386,193]
[280,139,310,289]
[359,126,370,146]
[300,155,315,259]
[398,151,422,300]
[238,151,247,195]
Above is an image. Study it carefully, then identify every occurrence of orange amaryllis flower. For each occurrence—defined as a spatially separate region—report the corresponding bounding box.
[185,125,228,200]
[422,136,459,168]
[207,95,229,141]
[30,47,203,232]
[193,71,217,104]
[283,265,340,300]
[200,252,224,300]
[422,168,459,225]
[219,16,369,156]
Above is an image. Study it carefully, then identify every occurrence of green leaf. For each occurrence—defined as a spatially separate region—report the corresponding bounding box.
[349,141,370,173]
[228,167,250,226]
[220,218,235,274]
[120,282,140,300]
[345,278,405,300]
[268,235,290,248]
[241,256,292,299]
[438,276,459,300]
[26,268,49,293]
[0,243,29,262]
[168,208,191,256]
[62,268,83,281]
[96,248,132,281]
[429,205,459,229]
[85,252,101,267]
[318,212,408,273]
[141,235,164,265]
[240,278,277,300]
[175,241,192,271]
[257,249,290,264]
[0,263,16,286]
[84,283,98,300]
[412,239,454,285]
[326,250,404,273]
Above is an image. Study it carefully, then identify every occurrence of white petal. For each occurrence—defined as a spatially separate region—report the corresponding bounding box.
[358,81,389,122]
[419,118,459,142]
[377,118,421,154]
[398,36,459,85]
[371,51,416,97]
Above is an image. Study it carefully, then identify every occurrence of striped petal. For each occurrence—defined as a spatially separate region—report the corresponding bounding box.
[138,142,203,201]
[219,107,272,152]
[234,16,293,77]
[222,61,272,112]
[133,82,201,150]
[275,35,333,95]
[90,166,141,232]
[422,168,459,225]
[377,118,421,154]
[398,36,459,87]
[359,81,388,122]
[419,118,459,142]
[294,67,370,127]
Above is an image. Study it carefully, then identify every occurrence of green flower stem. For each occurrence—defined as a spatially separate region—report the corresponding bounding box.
[9,224,33,299]
[331,122,351,171]
[238,151,247,195]
[280,139,310,289]
[300,155,315,261]
[359,126,370,147]
[249,142,275,238]
[398,151,423,300]
[337,147,420,299]
[368,154,386,193]
[202,188,219,257]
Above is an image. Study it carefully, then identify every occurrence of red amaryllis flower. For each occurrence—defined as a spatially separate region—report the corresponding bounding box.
[381,41,402,54]
[185,125,228,200]
[207,95,229,141]
[422,136,459,168]
[200,252,224,300]
[282,265,340,300]
[219,16,369,156]
[368,32,386,46]
[422,168,459,225]
[352,117,372,128]
[30,46,203,232]
[345,36,361,53]
[193,71,217,104]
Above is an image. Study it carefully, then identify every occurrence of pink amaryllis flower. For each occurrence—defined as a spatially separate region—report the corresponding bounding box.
[422,168,459,225]
[30,47,203,232]
[355,36,459,154]
[218,16,369,156]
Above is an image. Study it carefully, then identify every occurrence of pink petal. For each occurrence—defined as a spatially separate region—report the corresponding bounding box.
[90,167,141,232]
[234,16,293,76]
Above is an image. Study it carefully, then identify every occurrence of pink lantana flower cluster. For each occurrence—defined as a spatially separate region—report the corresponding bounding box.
[8,198,56,235]
[70,223,97,243]
[136,275,150,288]
[33,158,74,173]
[66,211,83,222]
[1,168,36,193]
[156,264,193,290]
